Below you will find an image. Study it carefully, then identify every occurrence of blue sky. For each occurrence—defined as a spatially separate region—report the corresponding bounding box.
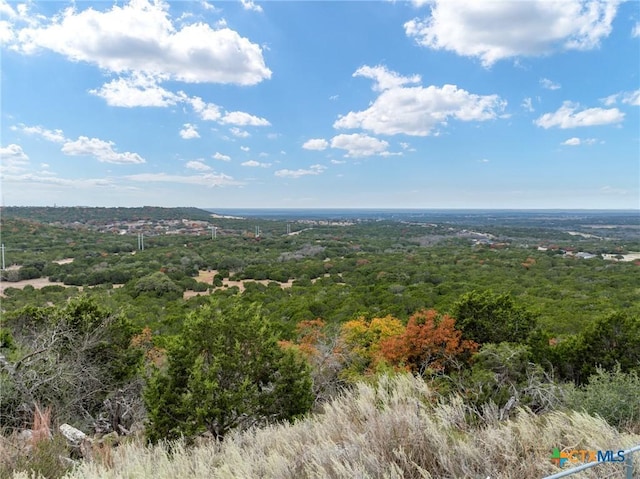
[1,0,638,209]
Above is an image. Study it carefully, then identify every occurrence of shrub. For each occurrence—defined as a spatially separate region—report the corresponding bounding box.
[144,298,314,442]
[566,366,640,431]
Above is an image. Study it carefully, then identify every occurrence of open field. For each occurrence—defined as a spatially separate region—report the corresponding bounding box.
[0,278,75,297]
[183,270,294,298]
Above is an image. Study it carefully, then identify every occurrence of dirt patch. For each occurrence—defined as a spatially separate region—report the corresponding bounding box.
[53,258,75,265]
[184,271,294,299]
[0,278,80,297]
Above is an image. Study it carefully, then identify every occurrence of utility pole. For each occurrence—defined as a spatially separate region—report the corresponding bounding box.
[255,226,260,238]
[138,233,145,251]
[209,226,217,239]
[287,223,291,235]
[1,244,4,270]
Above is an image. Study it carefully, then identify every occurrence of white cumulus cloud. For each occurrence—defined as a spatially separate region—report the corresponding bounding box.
[330,133,390,157]
[562,137,597,146]
[602,90,640,107]
[535,101,624,129]
[334,66,506,136]
[562,137,581,146]
[241,160,271,167]
[11,124,66,143]
[186,160,211,171]
[404,0,620,67]
[180,123,200,139]
[302,138,329,151]
[352,65,421,92]
[61,136,145,164]
[220,111,270,126]
[0,143,30,173]
[189,96,222,121]
[231,128,250,138]
[10,0,271,85]
[90,73,181,107]
[240,0,263,13]
[212,152,231,161]
[540,78,561,90]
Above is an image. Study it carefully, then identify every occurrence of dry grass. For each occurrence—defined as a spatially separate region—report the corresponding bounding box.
[7,375,640,478]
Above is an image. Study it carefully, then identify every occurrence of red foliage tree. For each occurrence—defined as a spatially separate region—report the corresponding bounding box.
[379,309,477,374]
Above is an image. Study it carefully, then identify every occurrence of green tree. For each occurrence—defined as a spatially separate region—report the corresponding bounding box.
[452,290,536,345]
[133,271,183,299]
[144,298,313,442]
[573,311,640,383]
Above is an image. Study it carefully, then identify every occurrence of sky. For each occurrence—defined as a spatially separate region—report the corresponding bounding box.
[0,0,639,209]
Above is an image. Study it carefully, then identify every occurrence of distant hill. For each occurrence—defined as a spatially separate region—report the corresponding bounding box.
[0,206,215,225]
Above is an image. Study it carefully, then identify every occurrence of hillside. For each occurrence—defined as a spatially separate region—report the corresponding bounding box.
[1,208,639,478]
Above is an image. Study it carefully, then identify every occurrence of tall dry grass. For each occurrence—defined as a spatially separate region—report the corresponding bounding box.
[9,375,640,478]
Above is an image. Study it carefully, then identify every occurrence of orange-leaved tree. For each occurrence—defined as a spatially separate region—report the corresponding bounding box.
[379,309,478,375]
[339,315,406,376]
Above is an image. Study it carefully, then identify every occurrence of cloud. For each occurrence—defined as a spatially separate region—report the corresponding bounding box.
[352,65,421,92]
[562,137,597,146]
[10,0,271,85]
[330,159,346,165]
[334,66,506,136]
[0,143,30,173]
[0,1,17,19]
[275,164,326,178]
[404,0,620,67]
[330,133,390,157]
[186,160,211,171]
[240,146,250,152]
[61,136,146,164]
[633,22,640,37]
[535,101,624,128]
[125,172,240,187]
[302,138,329,151]
[180,123,200,139]
[240,0,263,13]
[88,74,271,132]
[220,111,270,126]
[200,1,218,11]
[562,137,581,146]
[90,73,181,107]
[241,160,271,167]
[230,128,250,138]
[522,97,534,112]
[189,96,222,121]
[540,78,561,90]
[11,124,66,143]
[212,152,231,161]
[601,90,640,106]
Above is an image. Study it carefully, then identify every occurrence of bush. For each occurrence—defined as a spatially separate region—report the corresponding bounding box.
[452,290,536,345]
[144,298,314,442]
[566,366,640,430]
